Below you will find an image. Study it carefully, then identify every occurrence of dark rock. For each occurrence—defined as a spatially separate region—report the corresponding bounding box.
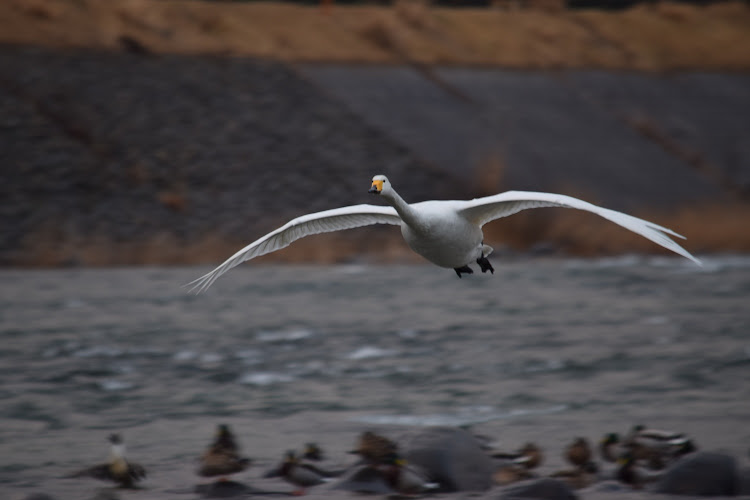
[22,494,59,500]
[654,451,738,496]
[581,479,630,493]
[737,466,750,495]
[402,426,494,492]
[88,491,120,500]
[501,478,578,500]
[195,480,252,498]
[194,480,284,498]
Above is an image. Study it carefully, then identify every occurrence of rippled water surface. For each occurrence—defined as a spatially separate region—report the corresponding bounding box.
[1,257,749,498]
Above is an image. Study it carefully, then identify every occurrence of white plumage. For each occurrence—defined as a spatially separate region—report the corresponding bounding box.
[187,175,700,293]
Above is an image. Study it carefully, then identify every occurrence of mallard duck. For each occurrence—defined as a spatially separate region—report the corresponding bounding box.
[275,450,331,495]
[187,175,700,292]
[617,452,663,489]
[378,453,439,494]
[67,434,146,488]
[197,424,251,479]
[287,443,343,478]
[493,464,536,485]
[622,425,696,470]
[599,433,623,463]
[491,442,544,470]
[564,437,593,468]
[626,424,688,443]
[550,461,598,490]
[349,431,398,465]
[302,442,324,461]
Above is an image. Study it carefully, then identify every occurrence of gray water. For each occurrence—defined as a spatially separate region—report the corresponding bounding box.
[1,257,749,498]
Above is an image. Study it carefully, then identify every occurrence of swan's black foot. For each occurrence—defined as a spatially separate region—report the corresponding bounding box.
[477,256,494,274]
[454,266,474,278]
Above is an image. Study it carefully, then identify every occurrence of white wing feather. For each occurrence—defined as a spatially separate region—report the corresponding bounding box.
[187,204,401,293]
[458,191,701,265]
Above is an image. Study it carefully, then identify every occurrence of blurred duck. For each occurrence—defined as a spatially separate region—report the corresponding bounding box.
[601,428,695,470]
[491,442,544,470]
[564,437,594,468]
[197,424,251,479]
[378,453,439,495]
[493,464,536,485]
[623,425,696,470]
[632,438,696,470]
[550,438,598,490]
[600,433,624,463]
[302,442,324,461]
[273,450,332,495]
[491,443,543,486]
[550,461,598,490]
[626,424,688,444]
[292,442,344,478]
[67,434,146,488]
[349,431,398,465]
[617,452,663,489]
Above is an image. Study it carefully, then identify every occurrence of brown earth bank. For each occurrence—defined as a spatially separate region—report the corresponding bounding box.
[1,0,750,71]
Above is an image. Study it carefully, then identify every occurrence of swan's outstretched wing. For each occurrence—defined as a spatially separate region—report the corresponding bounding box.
[458,191,701,265]
[187,205,401,293]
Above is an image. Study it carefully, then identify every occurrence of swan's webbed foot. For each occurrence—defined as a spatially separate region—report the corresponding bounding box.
[476,255,494,274]
[454,266,474,278]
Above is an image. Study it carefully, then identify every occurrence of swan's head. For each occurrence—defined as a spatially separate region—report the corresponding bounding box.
[368,175,391,195]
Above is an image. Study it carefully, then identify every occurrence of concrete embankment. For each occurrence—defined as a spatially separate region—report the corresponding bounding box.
[1,47,748,266]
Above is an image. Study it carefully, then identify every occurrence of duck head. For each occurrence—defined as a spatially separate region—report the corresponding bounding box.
[303,443,323,461]
[601,432,620,445]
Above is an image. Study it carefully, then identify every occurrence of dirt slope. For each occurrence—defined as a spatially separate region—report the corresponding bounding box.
[2,0,750,71]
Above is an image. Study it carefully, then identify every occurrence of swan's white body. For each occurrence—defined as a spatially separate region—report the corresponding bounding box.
[188,175,700,293]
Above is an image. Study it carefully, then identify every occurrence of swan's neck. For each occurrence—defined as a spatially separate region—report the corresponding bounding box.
[382,189,419,227]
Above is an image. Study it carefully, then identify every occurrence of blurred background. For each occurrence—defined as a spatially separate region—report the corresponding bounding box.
[1,0,749,268]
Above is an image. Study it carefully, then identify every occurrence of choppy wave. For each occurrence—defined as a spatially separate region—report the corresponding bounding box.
[256,328,315,343]
[352,405,569,427]
[97,379,135,391]
[238,372,296,386]
[345,346,399,360]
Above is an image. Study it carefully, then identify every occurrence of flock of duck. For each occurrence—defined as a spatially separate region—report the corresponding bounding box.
[488,425,696,490]
[66,423,698,495]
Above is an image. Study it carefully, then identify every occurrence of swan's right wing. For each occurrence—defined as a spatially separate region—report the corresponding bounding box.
[187,204,401,293]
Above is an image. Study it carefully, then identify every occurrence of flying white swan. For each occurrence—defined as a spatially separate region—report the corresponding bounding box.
[187,175,700,293]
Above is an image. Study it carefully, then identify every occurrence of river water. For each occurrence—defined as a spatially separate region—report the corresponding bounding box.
[1,257,749,499]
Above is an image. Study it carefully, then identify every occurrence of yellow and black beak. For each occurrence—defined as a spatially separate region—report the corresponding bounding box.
[369,179,383,194]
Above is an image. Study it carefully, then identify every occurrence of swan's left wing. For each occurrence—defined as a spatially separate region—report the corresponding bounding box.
[457,191,701,265]
[186,204,401,293]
